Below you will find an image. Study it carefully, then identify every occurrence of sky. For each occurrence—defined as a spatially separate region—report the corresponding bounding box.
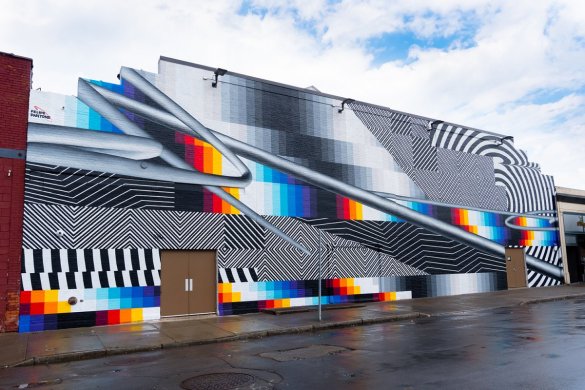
[1,0,584,190]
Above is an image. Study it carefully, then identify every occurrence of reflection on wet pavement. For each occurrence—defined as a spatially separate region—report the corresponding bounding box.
[3,298,585,389]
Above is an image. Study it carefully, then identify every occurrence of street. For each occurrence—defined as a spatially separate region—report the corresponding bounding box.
[2,298,585,389]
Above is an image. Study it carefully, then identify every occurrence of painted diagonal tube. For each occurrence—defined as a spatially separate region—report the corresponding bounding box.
[26,143,248,187]
[93,86,562,279]
[120,67,252,185]
[28,124,164,160]
[74,79,309,255]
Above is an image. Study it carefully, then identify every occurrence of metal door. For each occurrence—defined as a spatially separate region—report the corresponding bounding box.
[161,250,217,316]
[505,248,527,288]
[187,250,217,314]
[160,250,190,316]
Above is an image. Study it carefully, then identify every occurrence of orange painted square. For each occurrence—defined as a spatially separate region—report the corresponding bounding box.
[44,302,58,314]
[120,309,132,323]
[30,290,45,303]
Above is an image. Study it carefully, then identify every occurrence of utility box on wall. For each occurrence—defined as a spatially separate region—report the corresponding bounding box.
[0,52,32,332]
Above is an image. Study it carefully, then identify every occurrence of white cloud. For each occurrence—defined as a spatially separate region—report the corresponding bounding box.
[0,0,584,189]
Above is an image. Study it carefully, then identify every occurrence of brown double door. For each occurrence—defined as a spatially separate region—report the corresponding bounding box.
[160,250,217,316]
[505,247,527,288]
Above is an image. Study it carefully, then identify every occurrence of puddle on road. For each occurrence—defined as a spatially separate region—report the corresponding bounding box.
[259,344,351,362]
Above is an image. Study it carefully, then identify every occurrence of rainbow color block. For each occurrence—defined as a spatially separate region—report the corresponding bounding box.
[520,230,558,246]
[218,277,412,315]
[19,286,160,332]
[335,196,557,246]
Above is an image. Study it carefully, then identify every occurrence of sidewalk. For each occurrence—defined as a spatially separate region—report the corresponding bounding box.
[2,284,585,368]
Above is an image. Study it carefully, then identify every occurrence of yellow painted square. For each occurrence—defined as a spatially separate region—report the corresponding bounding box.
[45,290,59,302]
[57,302,71,313]
[131,308,143,322]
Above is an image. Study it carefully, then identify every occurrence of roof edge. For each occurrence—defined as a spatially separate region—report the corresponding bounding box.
[159,55,508,138]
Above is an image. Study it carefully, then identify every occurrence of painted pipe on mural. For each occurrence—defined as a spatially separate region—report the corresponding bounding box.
[74,79,310,256]
[29,81,563,279]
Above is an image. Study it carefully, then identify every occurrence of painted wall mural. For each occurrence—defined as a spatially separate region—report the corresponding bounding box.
[21,57,560,331]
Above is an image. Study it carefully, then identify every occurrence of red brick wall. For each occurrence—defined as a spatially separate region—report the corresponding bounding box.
[0,52,32,332]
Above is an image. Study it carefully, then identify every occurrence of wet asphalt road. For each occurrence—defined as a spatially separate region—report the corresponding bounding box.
[3,298,585,389]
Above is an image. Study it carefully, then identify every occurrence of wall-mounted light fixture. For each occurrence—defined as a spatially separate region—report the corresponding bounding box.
[480,135,514,145]
[427,120,444,130]
[338,98,355,113]
[212,68,228,88]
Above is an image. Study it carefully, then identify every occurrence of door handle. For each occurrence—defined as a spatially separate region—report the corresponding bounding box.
[185,278,189,292]
[189,278,193,292]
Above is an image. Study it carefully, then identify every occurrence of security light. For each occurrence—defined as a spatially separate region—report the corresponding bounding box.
[338,98,355,113]
[212,68,228,88]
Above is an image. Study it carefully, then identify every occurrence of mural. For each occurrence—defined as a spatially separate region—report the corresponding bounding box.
[20,57,560,331]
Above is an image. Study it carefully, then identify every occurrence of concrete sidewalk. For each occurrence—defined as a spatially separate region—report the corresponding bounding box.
[2,284,585,368]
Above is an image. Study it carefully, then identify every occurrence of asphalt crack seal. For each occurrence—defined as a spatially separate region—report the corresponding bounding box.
[15,379,63,388]
[181,373,259,390]
[259,344,351,362]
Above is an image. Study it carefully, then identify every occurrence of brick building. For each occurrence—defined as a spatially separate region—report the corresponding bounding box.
[0,52,32,331]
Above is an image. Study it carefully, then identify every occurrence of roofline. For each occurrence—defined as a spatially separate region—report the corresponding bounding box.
[158,55,507,138]
[0,51,33,65]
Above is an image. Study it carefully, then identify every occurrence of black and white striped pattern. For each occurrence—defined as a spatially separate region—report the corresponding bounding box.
[349,103,412,136]
[430,123,556,213]
[21,248,161,291]
[526,246,561,287]
[218,217,426,281]
[218,268,258,283]
[430,123,535,168]
[224,215,265,250]
[25,163,175,210]
[349,103,508,210]
[494,162,556,213]
[412,137,438,171]
[300,218,505,275]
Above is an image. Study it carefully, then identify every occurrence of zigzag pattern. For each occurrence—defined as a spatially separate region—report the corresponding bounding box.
[299,218,505,274]
[23,204,224,249]
[218,217,425,281]
[25,163,174,210]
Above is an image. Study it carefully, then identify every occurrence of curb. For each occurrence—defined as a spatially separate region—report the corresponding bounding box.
[7,292,585,368]
[519,293,585,306]
[8,311,426,367]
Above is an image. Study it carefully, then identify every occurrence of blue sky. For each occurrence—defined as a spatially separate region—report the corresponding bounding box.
[0,0,584,189]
